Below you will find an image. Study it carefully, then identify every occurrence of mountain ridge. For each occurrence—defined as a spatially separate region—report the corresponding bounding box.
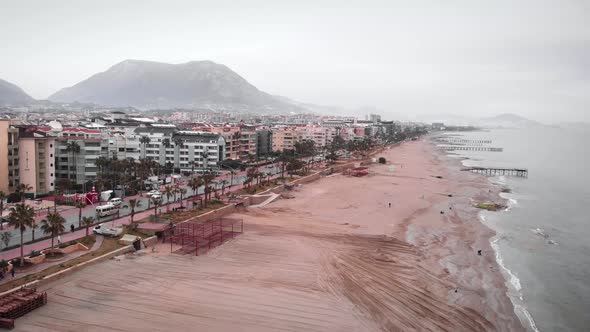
[49,59,301,113]
[0,78,35,105]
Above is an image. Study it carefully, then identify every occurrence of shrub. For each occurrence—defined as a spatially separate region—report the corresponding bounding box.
[378,157,386,164]
[0,259,8,269]
[29,250,41,258]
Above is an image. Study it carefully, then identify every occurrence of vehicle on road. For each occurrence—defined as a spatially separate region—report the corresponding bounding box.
[95,204,118,218]
[146,190,161,198]
[109,197,122,207]
[92,224,123,237]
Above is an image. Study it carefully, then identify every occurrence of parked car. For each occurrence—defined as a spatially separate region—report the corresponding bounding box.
[92,224,123,237]
[108,197,122,207]
[146,190,161,198]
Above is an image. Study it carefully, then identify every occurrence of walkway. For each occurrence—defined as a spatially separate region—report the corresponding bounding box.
[0,235,104,283]
[0,171,283,262]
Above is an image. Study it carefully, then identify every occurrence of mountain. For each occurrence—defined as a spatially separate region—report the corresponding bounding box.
[0,78,35,105]
[482,113,541,128]
[49,59,301,112]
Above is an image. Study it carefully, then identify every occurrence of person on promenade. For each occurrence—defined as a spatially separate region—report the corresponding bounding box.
[70,224,75,233]
[57,235,61,246]
[11,266,15,278]
[388,202,391,208]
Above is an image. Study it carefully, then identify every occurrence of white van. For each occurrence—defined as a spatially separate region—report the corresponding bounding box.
[109,198,122,207]
[95,204,118,218]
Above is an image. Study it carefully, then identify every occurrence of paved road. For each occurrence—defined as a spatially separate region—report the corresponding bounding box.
[0,163,289,259]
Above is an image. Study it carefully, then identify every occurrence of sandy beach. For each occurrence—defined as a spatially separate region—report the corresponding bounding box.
[15,139,524,331]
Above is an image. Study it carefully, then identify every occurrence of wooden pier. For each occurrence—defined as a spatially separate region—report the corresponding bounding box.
[437,138,492,144]
[441,146,503,152]
[462,167,528,177]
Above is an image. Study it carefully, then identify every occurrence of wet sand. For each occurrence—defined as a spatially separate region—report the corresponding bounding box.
[15,139,523,331]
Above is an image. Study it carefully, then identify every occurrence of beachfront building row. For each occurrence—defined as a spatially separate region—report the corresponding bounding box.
[0,119,56,197]
[134,125,225,173]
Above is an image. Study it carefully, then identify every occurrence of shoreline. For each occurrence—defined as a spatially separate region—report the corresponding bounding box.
[15,139,525,331]
[436,138,539,332]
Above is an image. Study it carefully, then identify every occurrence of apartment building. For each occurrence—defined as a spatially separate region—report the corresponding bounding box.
[17,127,56,196]
[0,119,20,193]
[172,131,225,172]
[107,134,141,160]
[256,129,272,157]
[53,127,109,185]
[135,125,225,173]
[271,127,296,152]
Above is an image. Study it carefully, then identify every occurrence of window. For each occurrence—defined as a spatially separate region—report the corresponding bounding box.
[50,173,53,176]
[50,154,53,157]
[50,144,53,148]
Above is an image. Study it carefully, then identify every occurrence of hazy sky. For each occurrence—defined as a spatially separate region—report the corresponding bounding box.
[1,0,589,122]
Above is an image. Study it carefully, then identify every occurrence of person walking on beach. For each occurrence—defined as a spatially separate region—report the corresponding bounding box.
[58,234,62,246]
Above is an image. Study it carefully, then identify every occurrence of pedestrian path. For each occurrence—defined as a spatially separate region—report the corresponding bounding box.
[0,235,104,284]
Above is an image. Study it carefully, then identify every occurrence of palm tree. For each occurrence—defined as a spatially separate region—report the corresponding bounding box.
[1,232,12,251]
[179,188,187,208]
[190,176,203,197]
[76,201,85,227]
[220,180,228,196]
[127,199,141,224]
[65,141,81,183]
[229,169,237,188]
[139,136,151,159]
[202,172,216,207]
[17,183,33,202]
[40,212,66,251]
[151,197,161,218]
[82,216,94,237]
[173,137,184,170]
[164,185,174,212]
[0,191,6,218]
[8,203,35,266]
[31,222,39,242]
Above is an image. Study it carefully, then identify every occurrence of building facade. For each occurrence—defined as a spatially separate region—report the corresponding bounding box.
[17,127,56,196]
[0,119,20,193]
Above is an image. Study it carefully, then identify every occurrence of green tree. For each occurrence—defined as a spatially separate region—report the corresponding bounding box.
[65,140,81,183]
[139,136,151,159]
[201,172,216,207]
[8,203,35,266]
[127,199,141,223]
[76,201,85,227]
[0,191,6,218]
[82,216,95,237]
[16,183,33,202]
[164,185,174,212]
[40,212,66,251]
[151,197,161,218]
[0,232,12,250]
[31,222,39,242]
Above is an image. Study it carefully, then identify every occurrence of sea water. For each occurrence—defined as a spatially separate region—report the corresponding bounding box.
[440,127,590,332]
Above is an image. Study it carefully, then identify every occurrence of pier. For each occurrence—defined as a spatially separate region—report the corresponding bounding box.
[436,138,492,144]
[462,167,528,177]
[441,146,503,152]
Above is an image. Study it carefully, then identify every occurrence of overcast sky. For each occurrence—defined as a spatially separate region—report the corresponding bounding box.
[1,0,589,122]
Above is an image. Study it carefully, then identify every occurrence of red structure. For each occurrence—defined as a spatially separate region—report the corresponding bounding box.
[165,217,243,256]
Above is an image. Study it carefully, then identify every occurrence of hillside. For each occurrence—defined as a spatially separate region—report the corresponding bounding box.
[49,60,301,112]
